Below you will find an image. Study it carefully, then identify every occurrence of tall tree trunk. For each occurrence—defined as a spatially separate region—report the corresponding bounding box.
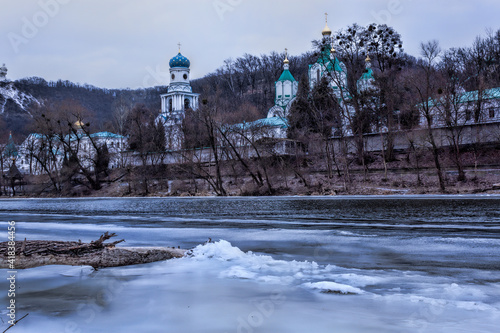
[428,129,446,192]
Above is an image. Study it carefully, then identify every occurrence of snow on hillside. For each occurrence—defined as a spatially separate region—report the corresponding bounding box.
[0,81,40,115]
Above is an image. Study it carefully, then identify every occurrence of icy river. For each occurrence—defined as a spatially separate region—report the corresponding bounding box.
[1,196,499,332]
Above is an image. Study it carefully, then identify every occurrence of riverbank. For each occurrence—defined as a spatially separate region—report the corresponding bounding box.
[8,168,500,198]
[5,147,500,197]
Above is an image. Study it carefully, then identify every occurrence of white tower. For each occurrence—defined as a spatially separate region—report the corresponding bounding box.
[159,44,200,125]
[268,49,298,118]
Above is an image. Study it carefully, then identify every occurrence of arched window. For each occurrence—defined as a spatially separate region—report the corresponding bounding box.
[168,99,173,112]
[184,98,190,110]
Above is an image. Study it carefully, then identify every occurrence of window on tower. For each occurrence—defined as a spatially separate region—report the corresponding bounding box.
[184,98,190,110]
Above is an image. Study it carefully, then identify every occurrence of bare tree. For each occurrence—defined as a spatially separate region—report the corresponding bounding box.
[125,104,166,194]
[219,120,275,194]
[181,95,227,196]
[407,40,446,192]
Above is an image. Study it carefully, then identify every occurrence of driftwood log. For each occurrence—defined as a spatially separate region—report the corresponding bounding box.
[0,232,186,269]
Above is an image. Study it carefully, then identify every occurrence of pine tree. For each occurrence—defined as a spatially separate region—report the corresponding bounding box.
[287,74,313,142]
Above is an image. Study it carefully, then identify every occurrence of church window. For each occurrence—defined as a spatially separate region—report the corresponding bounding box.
[184,99,190,110]
[168,99,173,112]
[489,107,495,118]
[171,74,175,80]
[183,74,188,80]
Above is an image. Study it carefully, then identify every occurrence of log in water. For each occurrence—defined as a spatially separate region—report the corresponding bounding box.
[0,232,186,269]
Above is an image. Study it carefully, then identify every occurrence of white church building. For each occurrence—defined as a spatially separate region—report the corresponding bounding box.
[157,47,200,150]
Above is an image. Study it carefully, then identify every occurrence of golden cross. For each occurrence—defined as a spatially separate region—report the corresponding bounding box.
[285,48,288,58]
[325,12,328,23]
[178,42,181,52]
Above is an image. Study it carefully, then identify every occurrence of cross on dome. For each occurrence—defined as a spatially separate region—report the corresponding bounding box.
[322,12,332,36]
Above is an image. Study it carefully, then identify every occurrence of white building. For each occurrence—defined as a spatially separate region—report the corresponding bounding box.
[17,123,127,175]
[419,87,500,128]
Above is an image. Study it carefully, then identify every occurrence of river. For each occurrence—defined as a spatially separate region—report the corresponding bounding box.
[1,196,499,332]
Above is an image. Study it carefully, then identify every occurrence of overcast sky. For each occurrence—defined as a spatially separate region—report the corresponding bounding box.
[1,0,499,89]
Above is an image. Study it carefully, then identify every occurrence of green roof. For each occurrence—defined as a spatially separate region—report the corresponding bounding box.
[328,57,344,72]
[90,132,126,139]
[233,116,288,130]
[427,87,500,107]
[360,68,374,80]
[457,87,500,103]
[316,45,344,72]
[277,69,296,82]
[251,116,288,129]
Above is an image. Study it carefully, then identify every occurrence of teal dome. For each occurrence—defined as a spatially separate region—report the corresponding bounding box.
[169,52,190,68]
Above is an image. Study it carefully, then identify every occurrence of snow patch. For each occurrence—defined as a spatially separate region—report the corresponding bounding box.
[303,281,364,295]
[187,240,366,296]
[0,82,39,114]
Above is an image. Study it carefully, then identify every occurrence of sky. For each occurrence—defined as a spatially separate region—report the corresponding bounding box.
[1,0,499,89]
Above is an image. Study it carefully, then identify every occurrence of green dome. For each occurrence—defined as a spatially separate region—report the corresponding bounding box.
[360,68,374,80]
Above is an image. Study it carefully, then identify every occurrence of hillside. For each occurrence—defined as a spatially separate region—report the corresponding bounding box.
[0,77,166,142]
[0,49,315,143]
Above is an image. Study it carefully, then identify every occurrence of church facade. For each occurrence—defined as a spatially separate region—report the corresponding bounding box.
[267,51,299,119]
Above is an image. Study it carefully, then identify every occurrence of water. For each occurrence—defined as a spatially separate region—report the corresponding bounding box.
[0,196,499,332]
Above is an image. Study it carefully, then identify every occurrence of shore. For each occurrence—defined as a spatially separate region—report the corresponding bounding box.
[8,169,500,198]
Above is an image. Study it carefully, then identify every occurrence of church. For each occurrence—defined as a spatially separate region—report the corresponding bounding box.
[155,14,382,150]
[156,45,200,150]
[159,45,200,120]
